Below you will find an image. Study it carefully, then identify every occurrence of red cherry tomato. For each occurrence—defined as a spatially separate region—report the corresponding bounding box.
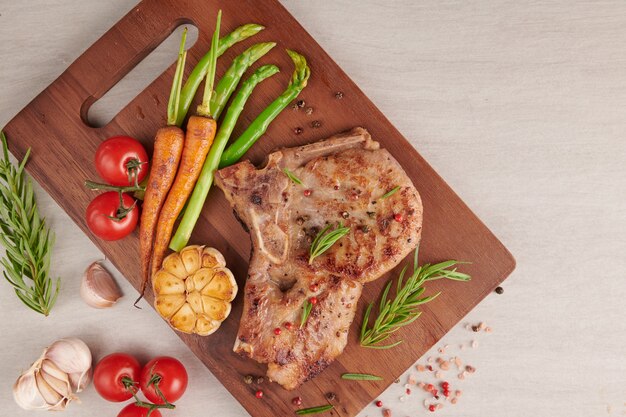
[95,135,149,186]
[93,353,141,402]
[139,357,188,404]
[86,192,139,241]
[117,403,162,417]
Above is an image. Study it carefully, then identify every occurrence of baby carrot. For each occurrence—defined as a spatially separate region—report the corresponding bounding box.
[136,29,188,302]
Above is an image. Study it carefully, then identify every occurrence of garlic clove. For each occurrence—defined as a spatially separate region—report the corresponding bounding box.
[41,359,67,382]
[80,261,122,308]
[41,367,72,399]
[35,371,64,408]
[14,372,48,410]
[69,366,92,393]
[44,338,92,377]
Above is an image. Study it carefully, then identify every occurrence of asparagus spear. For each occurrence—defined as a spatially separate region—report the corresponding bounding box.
[209,42,277,119]
[219,50,310,167]
[175,23,265,126]
[169,64,280,251]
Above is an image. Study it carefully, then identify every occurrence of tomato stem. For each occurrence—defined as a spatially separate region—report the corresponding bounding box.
[123,375,176,415]
[125,158,146,187]
[84,179,144,194]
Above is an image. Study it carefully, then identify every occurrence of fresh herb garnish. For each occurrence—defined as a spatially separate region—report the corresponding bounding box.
[295,404,334,415]
[308,222,350,264]
[300,299,313,328]
[283,168,302,185]
[0,133,59,316]
[380,186,400,200]
[360,247,470,349]
[341,373,383,381]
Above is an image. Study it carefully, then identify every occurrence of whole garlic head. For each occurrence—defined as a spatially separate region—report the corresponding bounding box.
[13,338,92,411]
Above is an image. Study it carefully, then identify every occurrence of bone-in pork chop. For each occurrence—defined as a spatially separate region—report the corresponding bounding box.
[214,127,422,390]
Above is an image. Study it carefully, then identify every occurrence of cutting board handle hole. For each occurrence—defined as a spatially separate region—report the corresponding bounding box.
[84,23,199,128]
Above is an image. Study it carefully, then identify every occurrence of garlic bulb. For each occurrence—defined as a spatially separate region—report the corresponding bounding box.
[80,261,122,308]
[13,338,92,411]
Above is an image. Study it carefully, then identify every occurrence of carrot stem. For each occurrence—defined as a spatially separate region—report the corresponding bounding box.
[197,11,221,117]
[167,28,188,126]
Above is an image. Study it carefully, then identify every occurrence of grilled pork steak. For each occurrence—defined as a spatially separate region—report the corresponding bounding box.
[215,127,422,390]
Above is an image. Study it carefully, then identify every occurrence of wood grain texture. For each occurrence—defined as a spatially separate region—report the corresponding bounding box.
[1,1,626,417]
[1,1,514,415]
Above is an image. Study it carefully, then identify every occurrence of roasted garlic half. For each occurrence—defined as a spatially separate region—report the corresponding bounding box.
[153,245,237,336]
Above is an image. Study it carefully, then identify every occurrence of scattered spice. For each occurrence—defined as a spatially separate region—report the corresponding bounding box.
[416,364,426,372]
[311,120,322,129]
[292,396,303,406]
[341,211,349,218]
[435,371,443,379]
[451,397,458,405]
[383,408,392,417]
[256,376,265,384]
[273,327,282,335]
[294,127,303,135]
[428,404,436,412]
[303,189,312,197]
[305,107,314,115]
[471,325,480,332]
[243,375,253,384]
[296,99,306,108]
[334,91,344,99]
[367,211,376,218]
[405,388,411,395]
[284,321,294,330]
[375,400,383,407]
[325,392,336,401]
[454,357,463,369]
[471,340,478,348]
[495,286,504,294]
[439,360,450,371]
[309,296,318,305]
[393,213,403,222]
[309,283,319,292]
[465,365,476,374]
[455,390,463,397]
[407,374,417,385]
[441,381,449,390]
[458,372,466,380]
[255,390,263,399]
[427,365,433,371]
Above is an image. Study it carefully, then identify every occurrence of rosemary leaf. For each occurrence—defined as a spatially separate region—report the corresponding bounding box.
[283,168,303,185]
[380,186,400,200]
[360,247,470,349]
[0,132,59,316]
[308,222,350,264]
[341,373,383,381]
[300,299,313,328]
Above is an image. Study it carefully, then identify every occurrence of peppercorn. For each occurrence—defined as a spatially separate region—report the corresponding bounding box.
[309,296,318,305]
[394,213,403,222]
[311,120,322,128]
[294,127,303,135]
[375,400,383,407]
[292,396,302,406]
[495,286,504,294]
[441,381,450,390]
[334,91,344,99]
[243,375,253,384]
[425,383,435,392]
[325,392,336,401]
[284,322,294,330]
[296,99,305,108]
[255,390,263,399]
[256,376,264,384]
[274,327,282,335]
[471,325,480,332]
[428,404,436,412]
[341,211,349,218]
[309,283,319,292]
[303,189,312,197]
[305,107,314,115]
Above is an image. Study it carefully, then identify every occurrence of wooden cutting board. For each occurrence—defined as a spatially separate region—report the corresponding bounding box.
[2,0,515,415]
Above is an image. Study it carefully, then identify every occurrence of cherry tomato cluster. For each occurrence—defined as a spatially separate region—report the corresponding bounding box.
[93,353,188,417]
[85,136,149,241]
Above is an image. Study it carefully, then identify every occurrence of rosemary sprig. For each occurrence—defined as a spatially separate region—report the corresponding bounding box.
[360,247,470,349]
[0,132,59,316]
[300,299,313,328]
[295,404,334,415]
[308,222,350,264]
[380,186,400,200]
[341,373,383,381]
[283,168,302,185]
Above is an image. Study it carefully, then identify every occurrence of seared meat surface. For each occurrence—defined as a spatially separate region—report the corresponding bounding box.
[214,127,422,390]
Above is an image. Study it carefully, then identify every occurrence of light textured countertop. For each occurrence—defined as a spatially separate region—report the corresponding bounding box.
[1,1,625,416]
